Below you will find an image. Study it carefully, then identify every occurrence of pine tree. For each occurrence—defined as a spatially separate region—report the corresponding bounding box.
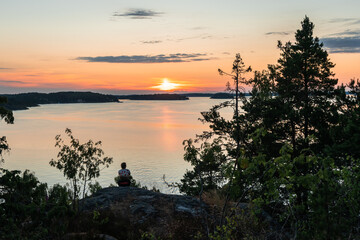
[275,16,339,155]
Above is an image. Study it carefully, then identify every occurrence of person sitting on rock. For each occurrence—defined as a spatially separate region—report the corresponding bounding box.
[117,162,132,187]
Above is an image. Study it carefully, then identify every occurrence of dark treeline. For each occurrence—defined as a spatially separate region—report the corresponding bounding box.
[180,92,251,98]
[209,92,234,99]
[1,91,119,110]
[1,92,238,111]
[117,93,189,100]
[116,93,246,100]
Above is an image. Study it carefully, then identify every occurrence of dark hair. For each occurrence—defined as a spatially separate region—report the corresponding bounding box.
[121,162,126,169]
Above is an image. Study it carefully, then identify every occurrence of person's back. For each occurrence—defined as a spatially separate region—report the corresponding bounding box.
[118,168,131,178]
[117,162,132,187]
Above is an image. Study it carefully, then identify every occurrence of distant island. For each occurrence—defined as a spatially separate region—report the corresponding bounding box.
[210,92,234,99]
[179,93,214,97]
[1,92,119,110]
[0,91,251,111]
[117,93,189,101]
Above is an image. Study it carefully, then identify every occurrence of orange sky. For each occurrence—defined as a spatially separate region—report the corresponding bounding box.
[0,0,359,94]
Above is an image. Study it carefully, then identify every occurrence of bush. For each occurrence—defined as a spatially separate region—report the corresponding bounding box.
[0,169,73,239]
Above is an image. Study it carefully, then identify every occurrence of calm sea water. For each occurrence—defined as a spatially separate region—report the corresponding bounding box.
[1,98,232,193]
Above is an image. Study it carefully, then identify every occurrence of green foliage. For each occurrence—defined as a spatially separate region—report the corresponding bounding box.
[244,149,360,239]
[180,16,360,238]
[0,96,14,163]
[179,139,227,196]
[0,169,73,239]
[209,212,266,240]
[88,181,102,196]
[274,16,338,156]
[50,128,113,208]
[92,209,109,226]
[130,178,141,187]
[0,96,14,124]
[48,183,72,205]
[141,232,161,240]
[0,169,48,229]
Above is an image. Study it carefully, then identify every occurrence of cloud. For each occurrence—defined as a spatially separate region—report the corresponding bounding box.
[324,18,360,53]
[0,79,26,84]
[141,40,162,44]
[265,31,291,36]
[190,27,206,30]
[168,34,213,42]
[140,34,216,45]
[0,68,12,70]
[327,29,360,37]
[75,53,211,63]
[321,36,360,53]
[329,18,360,25]
[113,9,163,19]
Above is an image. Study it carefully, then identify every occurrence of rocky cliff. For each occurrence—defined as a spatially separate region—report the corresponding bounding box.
[67,187,209,240]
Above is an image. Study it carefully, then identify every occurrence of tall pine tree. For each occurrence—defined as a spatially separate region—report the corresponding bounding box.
[275,16,339,156]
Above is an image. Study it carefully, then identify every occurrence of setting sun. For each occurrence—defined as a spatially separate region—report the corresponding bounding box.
[152,78,180,91]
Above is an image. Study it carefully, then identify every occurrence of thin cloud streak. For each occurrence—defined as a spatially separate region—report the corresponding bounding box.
[329,18,360,25]
[327,29,360,37]
[265,31,291,36]
[141,34,216,45]
[141,40,162,44]
[75,53,211,63]
[113,9,163,19]
[0,79,27,84]
[190,27,207,30]
[172,34,213,42]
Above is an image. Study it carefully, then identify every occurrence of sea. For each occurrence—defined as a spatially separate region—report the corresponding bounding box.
[1,98,233,193]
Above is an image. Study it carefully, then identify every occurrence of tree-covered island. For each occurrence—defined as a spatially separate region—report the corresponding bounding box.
[1,92,120,110]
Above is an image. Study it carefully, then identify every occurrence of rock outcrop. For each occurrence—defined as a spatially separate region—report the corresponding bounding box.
[71,187,208,240]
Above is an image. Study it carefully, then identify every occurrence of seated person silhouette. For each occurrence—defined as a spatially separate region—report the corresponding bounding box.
[117,162,132,187]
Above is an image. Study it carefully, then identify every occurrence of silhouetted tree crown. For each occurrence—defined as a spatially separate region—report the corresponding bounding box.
[180,16,360,239]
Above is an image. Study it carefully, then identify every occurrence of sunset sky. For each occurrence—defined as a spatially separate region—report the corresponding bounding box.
[1,0,359,94]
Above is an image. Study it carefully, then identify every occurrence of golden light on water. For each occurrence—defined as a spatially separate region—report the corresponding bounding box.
[151,78,180,91]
